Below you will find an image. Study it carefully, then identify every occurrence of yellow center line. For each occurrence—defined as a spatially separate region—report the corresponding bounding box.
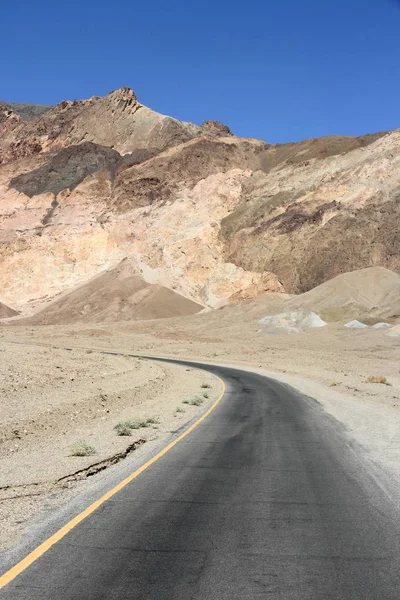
[0,369,226,589]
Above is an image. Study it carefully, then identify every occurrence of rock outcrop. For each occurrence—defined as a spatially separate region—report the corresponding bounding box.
[1,102,51,122]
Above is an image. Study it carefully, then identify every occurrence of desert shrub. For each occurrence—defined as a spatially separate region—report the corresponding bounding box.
[176,407,185,413]
[201,383,211,389]
[183,396,205,407]
[125,418,149,429]
[146,416,160,425]
[71,442,96,457]
[203,392,209,398]
[114,417,155,433]
[115,423,132,436]
[367,376,388,384]
[191,397,205,406]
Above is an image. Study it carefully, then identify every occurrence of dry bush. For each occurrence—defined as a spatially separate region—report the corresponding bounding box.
[70,442,96,456]
[115,423,132,436]
[367,376,388,384]
[183,396,205,406]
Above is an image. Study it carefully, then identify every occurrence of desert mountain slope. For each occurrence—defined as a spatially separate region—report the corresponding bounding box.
[0,86,399,317]
[0,88,202,166]
[286,267,400,321]
[20,260,203,325]
[1,102,52,122]
[0,301,18,319]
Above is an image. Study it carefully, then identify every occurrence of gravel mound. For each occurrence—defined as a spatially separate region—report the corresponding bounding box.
[286,267,400,321]
[386,325,400,337]
[0,301,18,319]
[259,310,327,333]
[344,320,369,329]
[17,261,203,325]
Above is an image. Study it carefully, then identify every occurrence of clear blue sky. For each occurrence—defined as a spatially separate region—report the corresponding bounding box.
[1,0,399,142]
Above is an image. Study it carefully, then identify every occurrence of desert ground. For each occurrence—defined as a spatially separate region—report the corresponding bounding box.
[0,337,219,549]
[1,283,399,552]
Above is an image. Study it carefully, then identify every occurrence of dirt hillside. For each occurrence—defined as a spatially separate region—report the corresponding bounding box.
[0,302,18,319]
[19,260,203,325]
[286,267,400,321]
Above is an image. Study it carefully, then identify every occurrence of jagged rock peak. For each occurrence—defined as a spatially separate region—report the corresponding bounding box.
[201,120,232,136]
[107,86,138,103]
[0,102,21,135]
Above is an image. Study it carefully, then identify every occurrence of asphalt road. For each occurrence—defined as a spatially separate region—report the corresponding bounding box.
[2,360,400,599]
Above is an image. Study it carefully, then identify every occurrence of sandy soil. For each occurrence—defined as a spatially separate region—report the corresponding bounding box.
[0,340,219,550]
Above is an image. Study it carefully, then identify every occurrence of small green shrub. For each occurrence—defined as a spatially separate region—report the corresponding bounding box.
[203,392,209,399]
[201,383,211,389]
[146,416,160,425]
[126,418,149,429]
[115,423,132,436]
[70,442,96,457]
[190,397,204,406]
[183,397,205,406]
[114,417,155,434]
[176,407,185,413]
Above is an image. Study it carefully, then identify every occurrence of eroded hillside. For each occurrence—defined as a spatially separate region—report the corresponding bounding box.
[0,86,398,318]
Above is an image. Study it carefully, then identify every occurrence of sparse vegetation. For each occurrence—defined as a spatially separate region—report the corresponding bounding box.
[191,397,204,406]
[183,396,205,406]
[115,423,132,436]
[114,416,160,435]
[203,392,209,398]
[176,407,185,413]
[367,376,388,385]
[70,442,96,457]
[201,383,211,389]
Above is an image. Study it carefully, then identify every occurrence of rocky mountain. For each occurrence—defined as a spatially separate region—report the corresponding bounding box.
[1,102,52,122]
[0,86,399,320]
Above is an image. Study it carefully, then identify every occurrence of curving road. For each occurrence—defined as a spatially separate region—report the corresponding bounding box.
[1,359,400,598]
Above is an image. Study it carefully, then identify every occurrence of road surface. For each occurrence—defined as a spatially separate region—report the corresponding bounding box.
[1,359,400,599]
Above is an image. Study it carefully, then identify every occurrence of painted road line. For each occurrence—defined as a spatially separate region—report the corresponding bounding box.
[0,376,226,589]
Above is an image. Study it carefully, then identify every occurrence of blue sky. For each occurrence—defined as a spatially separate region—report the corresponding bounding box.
[1,0,399,142]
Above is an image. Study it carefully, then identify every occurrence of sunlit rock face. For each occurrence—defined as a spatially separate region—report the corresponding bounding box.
[1,86,398,318]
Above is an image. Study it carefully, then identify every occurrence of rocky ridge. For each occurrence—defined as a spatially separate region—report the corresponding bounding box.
[0,86,398,320]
